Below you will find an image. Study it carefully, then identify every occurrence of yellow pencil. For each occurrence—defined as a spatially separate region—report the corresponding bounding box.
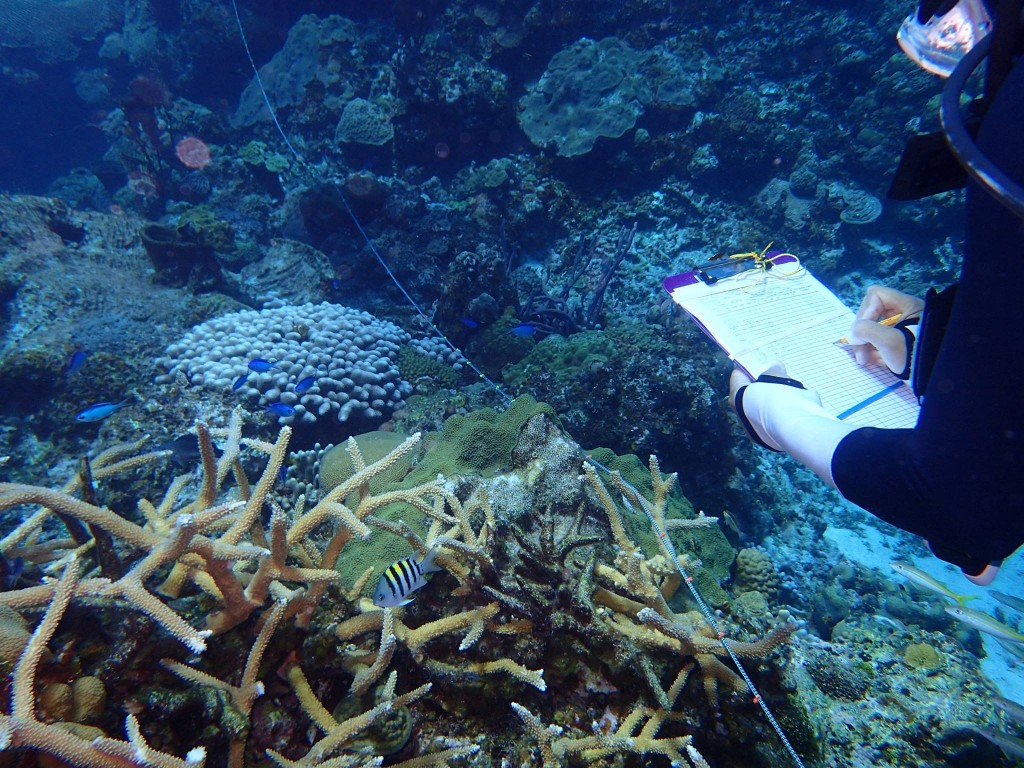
[834,313,903,346]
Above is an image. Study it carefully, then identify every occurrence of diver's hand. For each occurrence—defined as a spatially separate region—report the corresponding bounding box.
[847,285,924,373]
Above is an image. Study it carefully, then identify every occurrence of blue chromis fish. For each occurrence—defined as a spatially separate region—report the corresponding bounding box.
[504,322,537,337]
[64,350,88,376]
[76,398,131,422]
[889,562,976,606]
[247,358,280,373]
[293,375,317,394]
[232,373,249,391]
[374,547,442,608]
[264,403,295,417]
[945,605,1024,643]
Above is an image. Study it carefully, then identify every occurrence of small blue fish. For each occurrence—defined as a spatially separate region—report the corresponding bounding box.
[76,398,131,422]
[64,350,88,376]
[504,322,537,337]
[293,375,317,394]
[460,316,480,329]
[248,358,280,373]
[374,547,442,607]
[264,402,295,417]
[232,373,249,391]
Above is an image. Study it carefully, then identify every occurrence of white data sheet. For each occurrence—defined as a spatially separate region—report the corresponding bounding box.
[663,254,920,429]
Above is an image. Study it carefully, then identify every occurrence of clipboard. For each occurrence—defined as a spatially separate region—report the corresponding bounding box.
[663,251,920,429]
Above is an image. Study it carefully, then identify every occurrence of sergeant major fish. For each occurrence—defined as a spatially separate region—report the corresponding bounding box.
[374,547,442,608]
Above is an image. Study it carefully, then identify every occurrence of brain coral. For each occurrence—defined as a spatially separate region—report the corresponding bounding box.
[732,547,781,600]
[156,303,412,424]
[335,98,394,146]
[517,37,651,157]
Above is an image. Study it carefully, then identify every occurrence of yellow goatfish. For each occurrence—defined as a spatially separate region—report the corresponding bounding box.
[890,562,976,606]
[945,606,1024,644]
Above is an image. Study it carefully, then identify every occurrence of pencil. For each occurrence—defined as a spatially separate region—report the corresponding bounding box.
[833,313,903,346]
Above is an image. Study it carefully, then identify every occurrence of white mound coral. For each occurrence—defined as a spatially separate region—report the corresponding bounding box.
[156,302,412,425]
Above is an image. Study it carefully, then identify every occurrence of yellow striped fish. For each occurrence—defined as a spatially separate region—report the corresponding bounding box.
[890,562,976,606]
[374,547,441,608]
[945,606,1024,644]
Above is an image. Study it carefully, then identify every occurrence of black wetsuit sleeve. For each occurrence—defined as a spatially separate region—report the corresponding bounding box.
[831,56,1024,572]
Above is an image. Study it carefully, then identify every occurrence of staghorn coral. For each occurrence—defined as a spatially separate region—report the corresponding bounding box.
[0,411,480,766]
[0,403,807,767]
[583,457,797,708]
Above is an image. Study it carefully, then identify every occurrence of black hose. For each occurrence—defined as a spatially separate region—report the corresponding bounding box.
[940,33,1024,220]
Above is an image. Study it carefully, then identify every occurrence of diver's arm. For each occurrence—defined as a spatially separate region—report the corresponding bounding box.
[730,368,859,487]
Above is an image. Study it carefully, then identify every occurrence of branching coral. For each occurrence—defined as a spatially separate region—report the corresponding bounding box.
[0,405,799,768]
[0,411,481,766]
[583,456,796,707]
[0,557,206,768]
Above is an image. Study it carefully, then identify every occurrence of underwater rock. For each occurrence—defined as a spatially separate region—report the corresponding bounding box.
[805,648,872,701]
[518,37,650,157]
[141,222,218,289]
[223,238,333,308]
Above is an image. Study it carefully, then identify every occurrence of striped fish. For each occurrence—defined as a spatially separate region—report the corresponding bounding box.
[975,728,1024,760]
[994,695,1024,726]
[992,591,1024,614]
[373,547,441,608]
[945,606,1024,644]
[890,562,975,606]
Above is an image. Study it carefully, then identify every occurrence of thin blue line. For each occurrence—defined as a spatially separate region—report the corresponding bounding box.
[837,381,904,420]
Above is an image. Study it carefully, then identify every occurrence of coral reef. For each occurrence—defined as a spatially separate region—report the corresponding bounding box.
[0,402,805,767]
[0,2,1012,768]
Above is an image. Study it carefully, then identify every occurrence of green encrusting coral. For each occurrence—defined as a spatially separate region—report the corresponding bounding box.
[403,394,558,484]
[503,330,615,389]
[238,140,291,173]
[396,346,461,388]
